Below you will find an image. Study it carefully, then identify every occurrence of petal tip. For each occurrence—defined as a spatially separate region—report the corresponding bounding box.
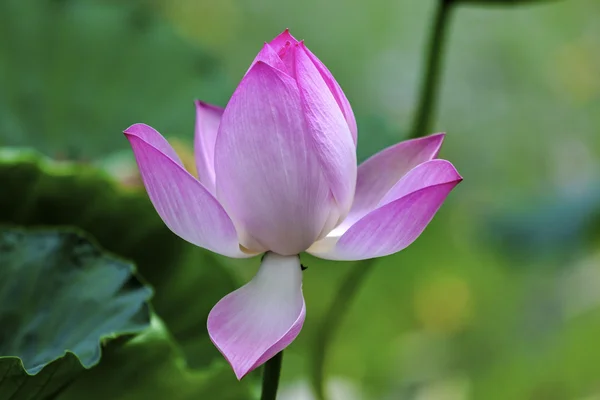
[269,29,299,48]
[194,99,223,113]
[206,323,250,380]
[207,299,306,380]
[440,159,463,183]
[425,159,463,186]
[123,123,150,136]
[421,132,446,158]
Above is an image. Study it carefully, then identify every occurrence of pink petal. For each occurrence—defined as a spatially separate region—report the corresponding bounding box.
[247,43,287,75]
[341,133,445,229]
[378,158,456,206]
[269,30,357,144]
[208,253,305,380]
[268,28,299,50]
[295,43,357,219]
[214,62,334,255]
[268,30,300,78]
[308,160,462,260]
[304,46,358,144]
[124,124,249,258]
[194,101,224,194]
[124,123,182,164]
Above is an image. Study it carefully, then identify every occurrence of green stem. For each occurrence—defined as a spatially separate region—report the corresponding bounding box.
[261,351,283,400]
[410,0,455,139]
[310,1,457,399]
[310,258,377,400]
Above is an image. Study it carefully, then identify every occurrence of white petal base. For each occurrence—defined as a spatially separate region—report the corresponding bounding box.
[207,253,306,379]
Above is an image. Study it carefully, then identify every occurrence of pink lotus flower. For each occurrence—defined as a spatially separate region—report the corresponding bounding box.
[124,30,462,379]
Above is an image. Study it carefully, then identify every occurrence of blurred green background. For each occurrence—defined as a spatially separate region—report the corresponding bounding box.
[1,0,600,399]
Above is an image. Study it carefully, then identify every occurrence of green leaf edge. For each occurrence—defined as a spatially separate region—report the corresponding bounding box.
[0,224,154,377]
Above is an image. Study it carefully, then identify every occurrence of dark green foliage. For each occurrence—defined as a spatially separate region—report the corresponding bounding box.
[0,150,243,369]
[58,318,254,400]
[0,227,152,400]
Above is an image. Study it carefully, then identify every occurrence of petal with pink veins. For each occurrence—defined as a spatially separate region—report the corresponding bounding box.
[208,253,305,380]
[308,159,462,260]
[194,101,223,194]
[214,62,333,255]
[124,124,250,258]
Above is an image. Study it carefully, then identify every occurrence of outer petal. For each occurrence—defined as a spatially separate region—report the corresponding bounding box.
[214,62,333,255]
[124,124,249,258]
[304,46,358,144]
[208,253,305,380]
[341,133,445,229]
[194,101,223,194]
[295,43,357,220]
[308,160,462,260]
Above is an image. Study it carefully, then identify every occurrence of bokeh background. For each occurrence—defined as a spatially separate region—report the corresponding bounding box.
[1,0,600,399]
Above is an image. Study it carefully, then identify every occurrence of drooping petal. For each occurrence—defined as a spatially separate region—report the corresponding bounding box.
[247,43,287,75]
[304,46,358,144]
[341,133,445,229]
[214,61,333,255]
[124,124,250,258]
[208,253,305,380]
[295,43,357,219]
[308,160,462,260]
[194,101,223,194]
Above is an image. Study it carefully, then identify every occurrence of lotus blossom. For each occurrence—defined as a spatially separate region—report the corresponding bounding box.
[124,29,462,380]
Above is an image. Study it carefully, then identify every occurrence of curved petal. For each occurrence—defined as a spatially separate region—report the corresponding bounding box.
[125,123,182,164]
[378,159,456,206]
[208,253,305,380]
[341,133,445,229]
[295,43,357,219]
[304,46,358,144]
[124,124,250,258]
[194,101,223,194]
[214,62,333,255]
[308,160,462,260]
